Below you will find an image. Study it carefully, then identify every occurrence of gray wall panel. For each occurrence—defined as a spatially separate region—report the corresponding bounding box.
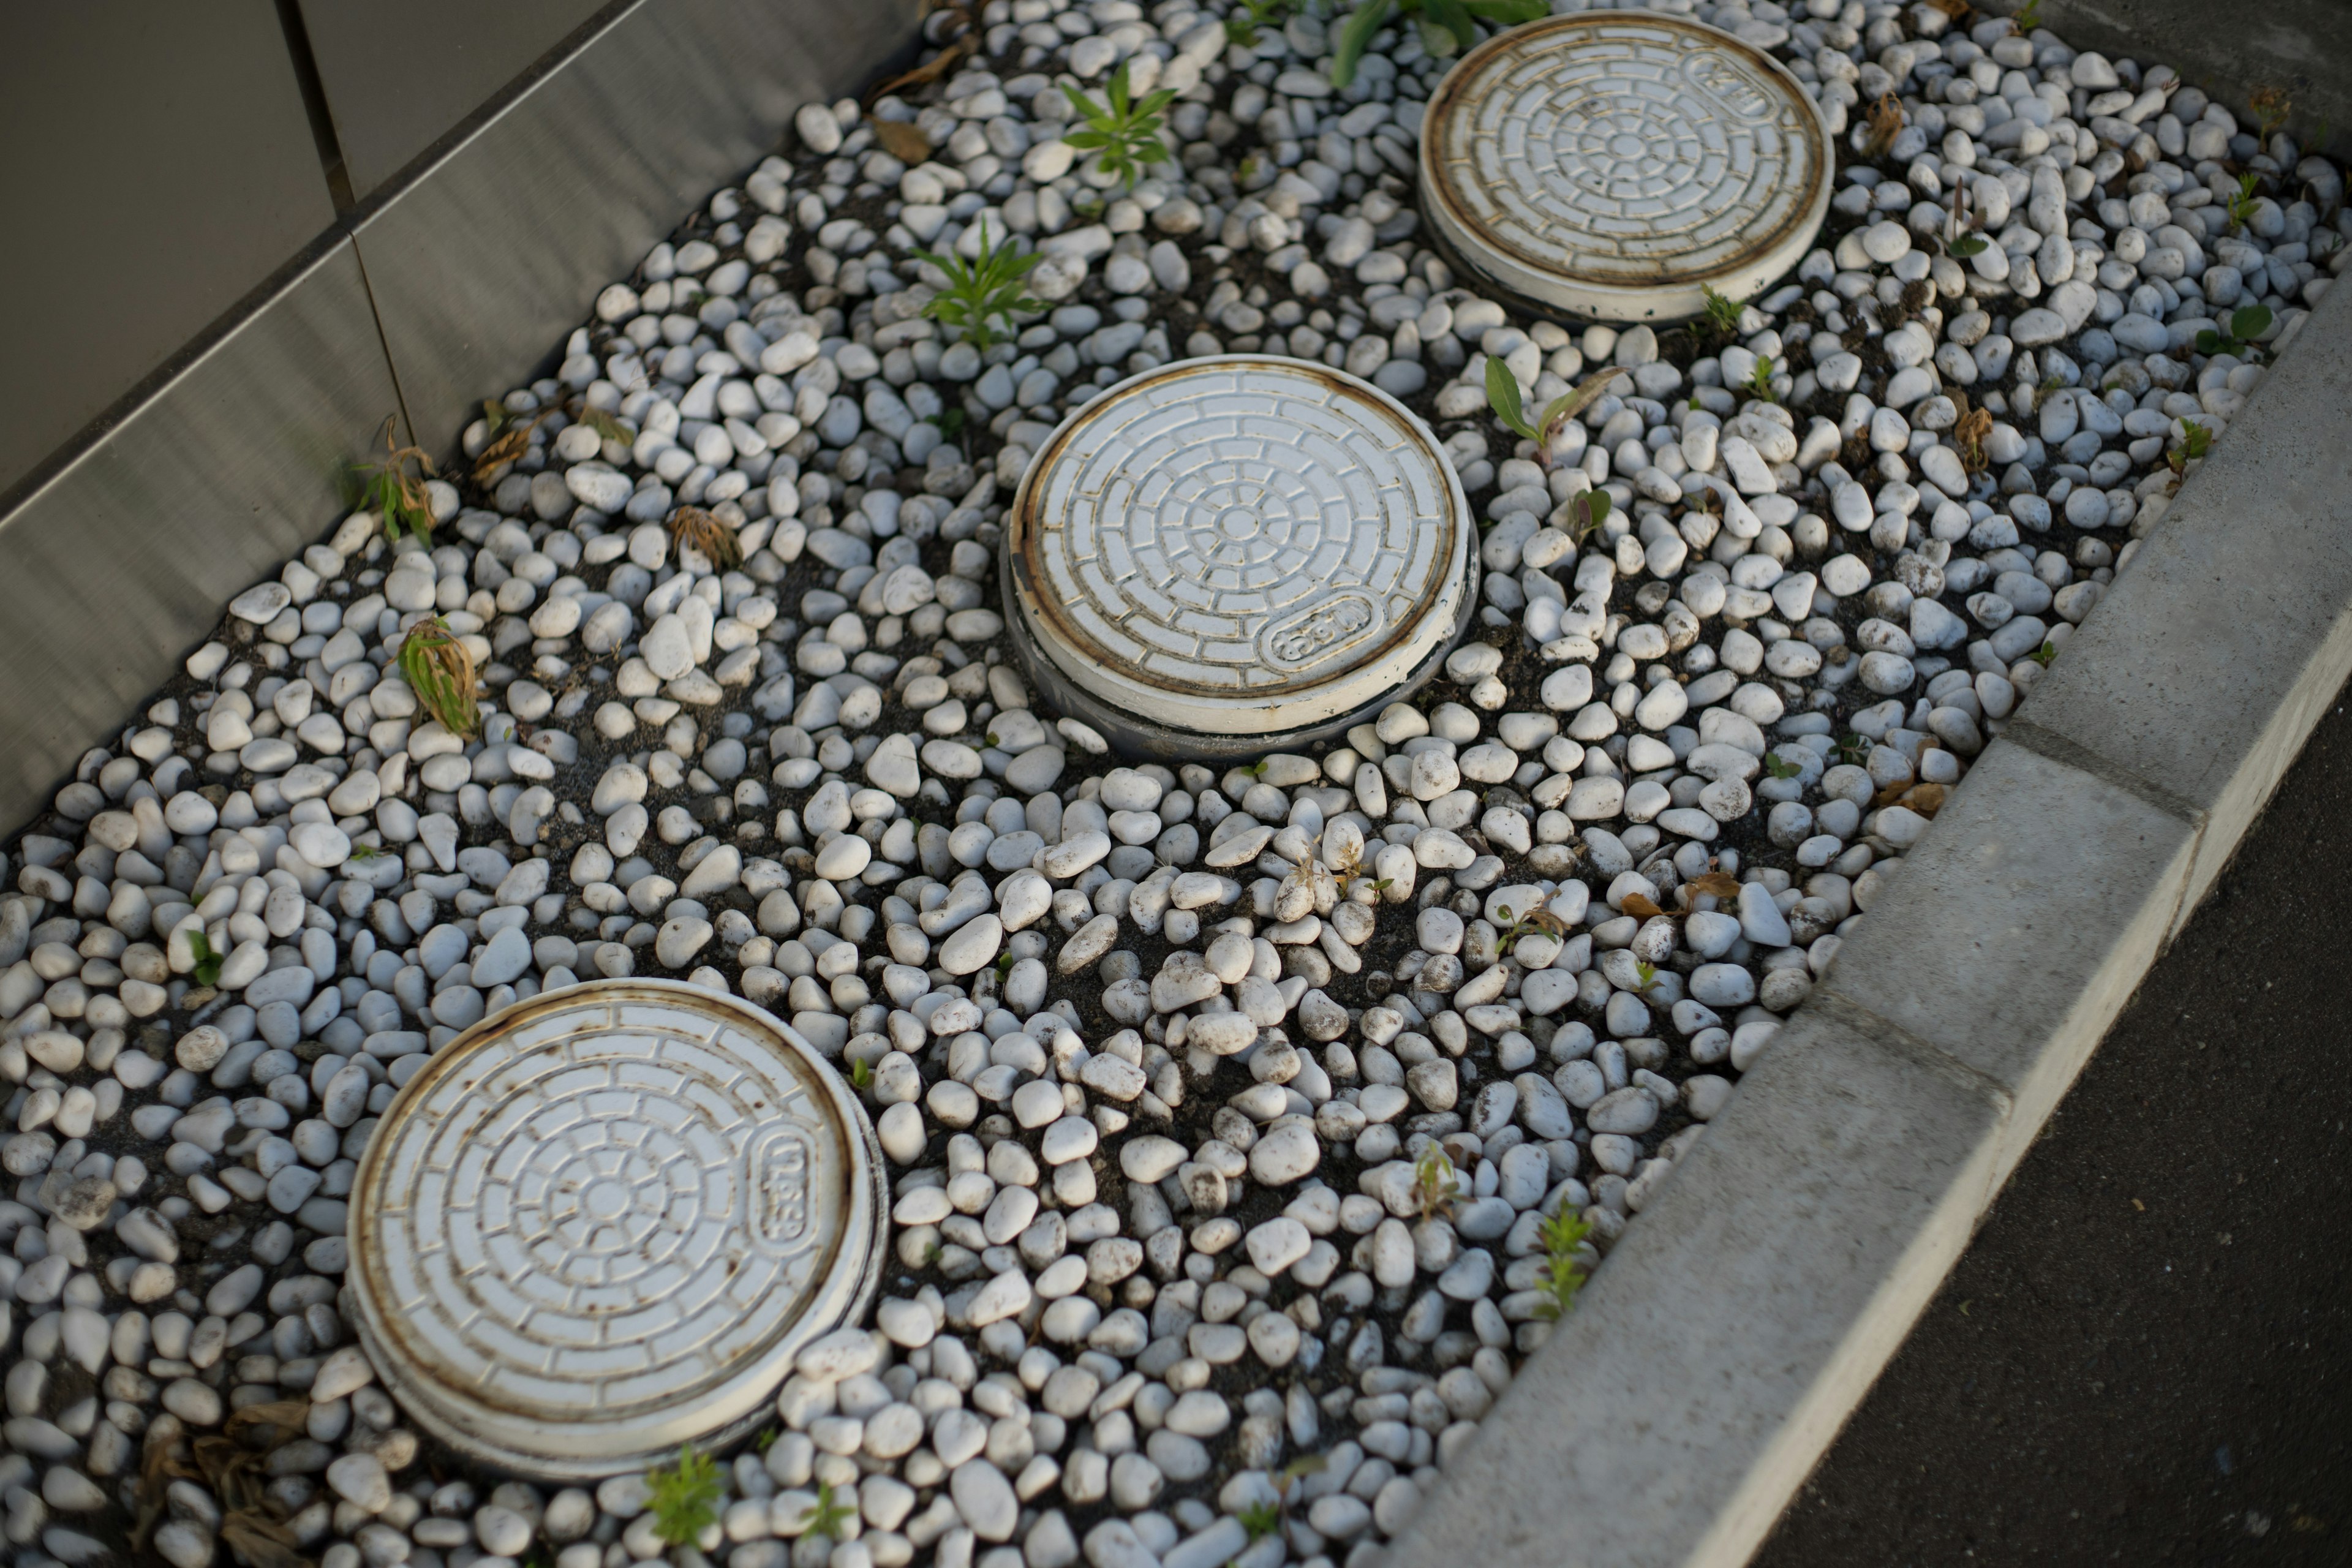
[0,0,337,502]
[0,242,402,829]
[297,0,616,198]
[350,0,916,463]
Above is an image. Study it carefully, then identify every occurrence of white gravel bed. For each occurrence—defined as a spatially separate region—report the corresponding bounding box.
[0,1,2343,1567]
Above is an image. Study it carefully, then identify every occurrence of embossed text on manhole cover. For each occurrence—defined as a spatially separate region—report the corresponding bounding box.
[346,981,885,1479]
[1002,356,1472,753]
[1421,14,1831,322]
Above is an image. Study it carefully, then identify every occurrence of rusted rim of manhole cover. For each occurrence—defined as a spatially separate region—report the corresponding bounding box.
[346,980,886,1480]
[1419,13,1832,323]
[1001,355,1475,760]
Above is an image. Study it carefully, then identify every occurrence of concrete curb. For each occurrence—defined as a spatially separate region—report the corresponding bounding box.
[1382,287,2352,1568]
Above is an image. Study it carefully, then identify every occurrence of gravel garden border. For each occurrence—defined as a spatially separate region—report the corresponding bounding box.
[1382,274,2352,1568]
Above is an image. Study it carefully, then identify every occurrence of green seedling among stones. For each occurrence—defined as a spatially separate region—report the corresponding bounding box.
[850,1055,874,1090]
[356,415,439,544]
[1237,1500,1282,1541]
[2030,640,2059,667]
[1631,959,1662,993]
[1412,1144,1460,1220]
[1331,0,1545,86]
[1061,63,1178,191]
[1493,901,1569,956]
[2168,420,2214,477]
[1833,732,1871,767]
[2196,303,2273,358]
[1561,488,1613,548]
[1485,360,1629,467]
[1225,0,1290,45]
[1530,1205,1594,1321]
[2226,171,2263,234]
[646,1448,725,1547]
[397,616,481,739]
[1699,284,1744,340]
[184,930,224,988]
[2010,0,2041,31]
[801,1481,858,1542]
[1763,752,1804,781]
[914,221,1046,350]
[1744,353,1780,403]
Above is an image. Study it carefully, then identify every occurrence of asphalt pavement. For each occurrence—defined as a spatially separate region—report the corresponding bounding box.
[1752,682,2352,1567]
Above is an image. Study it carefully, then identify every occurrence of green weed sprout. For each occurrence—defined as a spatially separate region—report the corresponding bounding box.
[1332,0,1545,86]
[1744,353,1779,403]
[646,1449,725,1547]
[1412,1144,1460,1220]
[1485,361,1629,467]
[1700,285,1742,339]
[1060,63,1177,191]
[356,415,438,545]
[1561,488,1613,548]
[2167,420,2214,478]
[1763,752,1804,781]
[396,616,481,739]
[801,1481,858,1542]
[2226,172,2262,233]
[1224,0,1289,45]
[1238,1500,1282,1540]
[914,221,1046,350]
[184,930,223,988]
[1531,1205,1594,1321]
[2196,303,2273,358]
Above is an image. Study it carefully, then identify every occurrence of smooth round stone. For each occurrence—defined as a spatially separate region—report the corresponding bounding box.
[1419,15,1831,322]
[345,981,886,1479]
[1002,356,1472,755]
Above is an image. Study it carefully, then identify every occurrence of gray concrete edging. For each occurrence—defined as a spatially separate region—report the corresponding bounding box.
[1380,284,2352,1568]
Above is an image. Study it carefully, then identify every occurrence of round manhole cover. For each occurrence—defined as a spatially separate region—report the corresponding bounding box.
[1002,356,1474,757]
[345,981,886,1479]
[1420,14,1831,323]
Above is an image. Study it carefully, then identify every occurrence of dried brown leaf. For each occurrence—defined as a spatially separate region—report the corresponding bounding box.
[865,32,975,105]
[1863,92,1906,156]
[1683,872,1743,899]
[1898,782,1948,817]
[222,1510,309,1568]
[871,119,933,162]
[1619,892,1667,921]
[668,505,744,570]
[227,1400,314,1440]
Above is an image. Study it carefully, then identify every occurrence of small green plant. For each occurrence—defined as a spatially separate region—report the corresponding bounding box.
[937,407,968,442]
[646,1448,725,1547]
[914,221,1047,350]
[801,1480,858,1542]
[2196,303,2274,358]
[356,416,439,544]
[850,1055,875,1090]
[2029,640,2059,667]
[1744,353,1780,403]
[1833,732,1870,767]
[1060,63,1178,191]
[2226,171,2262,234]
[757,1427,780,1452]
[1631,959,1662,993]
[2010,0,2041,31]
[1561,488,1613,548]
[1411,1144,1460,1220]
[1763,752,1804,781]
[1492,901,1568,956]
[185,930,223,988]
[1698,285,1743,341]
[1485,361,1629,467]
[1331,0,1545,86]
[2251,85,2293,141]
[397,617,482,739]
[347,843,386,862]
[1224,0,1289,45]
[1529,1205,1594,1322]
[1237,1500,1282,1541]
[1948,231,1988,258]
[2168,420,2214,477]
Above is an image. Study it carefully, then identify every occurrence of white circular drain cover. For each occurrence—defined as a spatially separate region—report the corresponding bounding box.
[1003,356,1473,756]
[1420,14,1831,323]
[346,981,885,1479]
